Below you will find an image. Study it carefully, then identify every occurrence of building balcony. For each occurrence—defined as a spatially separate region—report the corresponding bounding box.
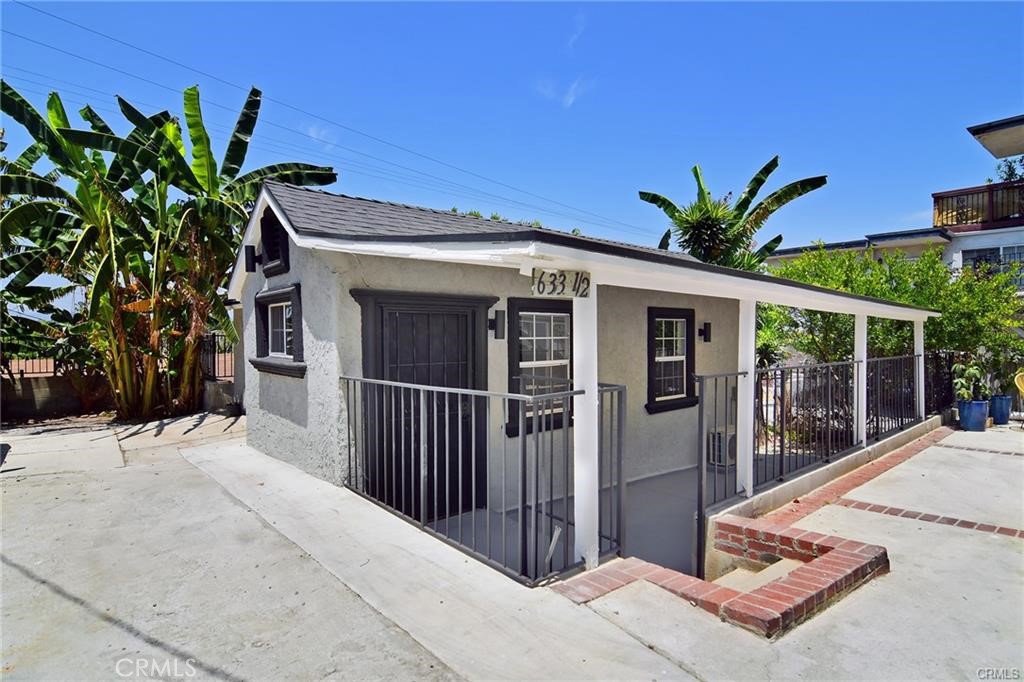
[932,179,1024,231]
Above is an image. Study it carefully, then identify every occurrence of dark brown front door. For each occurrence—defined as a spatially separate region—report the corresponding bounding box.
[358,295,491,522]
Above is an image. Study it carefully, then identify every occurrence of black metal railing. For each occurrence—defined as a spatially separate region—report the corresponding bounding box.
[696,372,745,509]
[340,376,625,585]
[866,355,919,442]
[754,361,859,489]
[200,333,235,380]
[924,350,956,416]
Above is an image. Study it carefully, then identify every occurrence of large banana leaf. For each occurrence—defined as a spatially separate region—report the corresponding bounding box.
[220,88,261,183]
[183,86,219,194]
[753,234,784,260]
[79,105,114,135]
[227,163,336,203]
[732,156,779,219]
[46,93,87,170]
[691,165,711,205]
[0,200,82,238]
[1,173,79,206]
[88,252,113,318]
[0,80,75,170]
[744,176,827,233]
[13,142,45,170]
[638,191,681,219]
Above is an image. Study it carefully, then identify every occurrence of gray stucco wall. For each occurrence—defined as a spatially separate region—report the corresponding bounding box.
[242,245,740,490]
[241,236,345,485]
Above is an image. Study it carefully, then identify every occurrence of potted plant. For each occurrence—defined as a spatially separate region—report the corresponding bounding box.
[953,360,991,431]
[988,350,1021,426]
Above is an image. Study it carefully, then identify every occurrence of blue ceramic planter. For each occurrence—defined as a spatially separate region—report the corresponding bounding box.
[990,395,1012,425]
[958,400,989,432]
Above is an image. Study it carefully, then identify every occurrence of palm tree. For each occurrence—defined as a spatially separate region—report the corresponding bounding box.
[0,81,336,418]
[639,157,827,271]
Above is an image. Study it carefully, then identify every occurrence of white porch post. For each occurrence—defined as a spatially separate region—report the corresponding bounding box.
[854,314,868,445]
[914,320,926,420]
[572,288,600,569]
[736,299,756,497]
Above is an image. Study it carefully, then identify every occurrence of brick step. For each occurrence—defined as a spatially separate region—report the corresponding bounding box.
[713,558,803,592]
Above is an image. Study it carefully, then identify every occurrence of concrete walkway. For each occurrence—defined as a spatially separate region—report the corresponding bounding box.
[2,415,455,681]
[588,425,1024,680]
[181,442,689,681]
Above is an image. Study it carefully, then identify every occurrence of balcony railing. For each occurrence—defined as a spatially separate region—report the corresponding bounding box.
[933,180,1024,229]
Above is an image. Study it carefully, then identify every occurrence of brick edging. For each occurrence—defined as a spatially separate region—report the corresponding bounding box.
[760,426,955,528]
[835,498,1024,538]
[551,514,889,639]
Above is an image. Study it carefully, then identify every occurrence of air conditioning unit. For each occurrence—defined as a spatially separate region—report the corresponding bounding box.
[706,430,737,467]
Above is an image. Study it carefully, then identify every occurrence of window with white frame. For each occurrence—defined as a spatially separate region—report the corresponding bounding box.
[646,307,696,413]
[268,302,294,357]
[506,298,572,435]
[653,318,687,399]
[517,311,571,394]
[251,284,304,377]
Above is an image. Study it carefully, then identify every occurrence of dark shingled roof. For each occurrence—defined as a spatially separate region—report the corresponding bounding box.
[261,181,937,314]
[264,180,700,262]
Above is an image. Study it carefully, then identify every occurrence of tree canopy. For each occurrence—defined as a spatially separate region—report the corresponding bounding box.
[766,246,1024,363]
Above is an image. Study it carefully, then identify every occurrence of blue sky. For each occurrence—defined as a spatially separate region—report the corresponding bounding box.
[2,1,1022,251]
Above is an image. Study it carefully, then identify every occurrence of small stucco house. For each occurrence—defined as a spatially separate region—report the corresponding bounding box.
[227,181,936,584]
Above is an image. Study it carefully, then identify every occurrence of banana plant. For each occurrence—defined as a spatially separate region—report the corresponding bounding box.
[1,80,336,418]
[639,156,827,271]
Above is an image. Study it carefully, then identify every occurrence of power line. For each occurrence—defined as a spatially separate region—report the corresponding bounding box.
[5,79,628,228]
[6,2,653,235]
[2,67,649,232]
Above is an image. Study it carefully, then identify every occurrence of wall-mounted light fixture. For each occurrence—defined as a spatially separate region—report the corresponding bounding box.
[488,310,506,339]
[697,321,712,343]
[244,245,263,272]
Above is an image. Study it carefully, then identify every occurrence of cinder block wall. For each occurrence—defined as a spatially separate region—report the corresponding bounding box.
[2,376,82,420]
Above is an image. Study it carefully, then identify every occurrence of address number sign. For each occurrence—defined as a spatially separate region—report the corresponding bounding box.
[531,268,591,298]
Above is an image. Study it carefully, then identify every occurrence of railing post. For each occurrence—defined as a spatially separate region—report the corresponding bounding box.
[854,314,868,446]
[736,299,756,497]
[914,321,926,420]
[572,290,600,569]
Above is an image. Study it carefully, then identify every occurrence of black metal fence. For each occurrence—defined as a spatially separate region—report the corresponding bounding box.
[866,355,919,442]
[200,333,235,380]
[340,375,625,585]
[755,361,859,489]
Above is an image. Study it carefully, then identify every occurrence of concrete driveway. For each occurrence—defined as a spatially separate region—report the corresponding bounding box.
[4,415,1022,681]
[1,414,455,682]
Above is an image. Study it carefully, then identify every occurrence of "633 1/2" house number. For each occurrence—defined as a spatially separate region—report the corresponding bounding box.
[531,268,591,298]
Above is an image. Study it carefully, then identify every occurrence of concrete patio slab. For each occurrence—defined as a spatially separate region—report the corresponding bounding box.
[1,428,123,475]
[844,444,1024,529]
[592,503,1024,680]
[939,426,1024,453]
[182,441,690,681]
